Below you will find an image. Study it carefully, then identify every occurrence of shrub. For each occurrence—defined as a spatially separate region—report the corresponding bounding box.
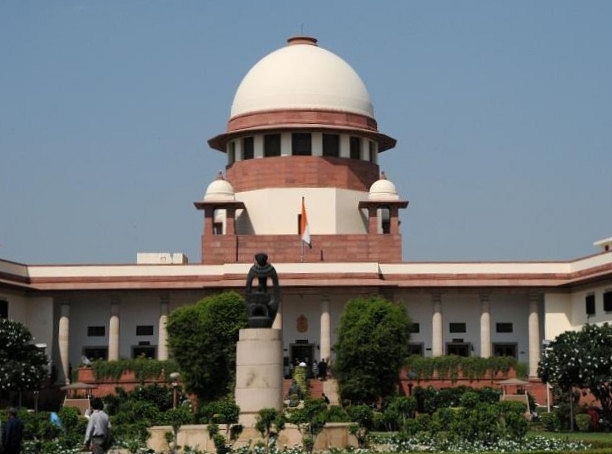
[575,413,592,432]
[459,391,480,409]
[431,407,455,433]
[415,413,431,432]
[326,405,350,422]
[347,404,374,448]
[381,396,417,431]
[401,417,421,435]
[539,411,560,431]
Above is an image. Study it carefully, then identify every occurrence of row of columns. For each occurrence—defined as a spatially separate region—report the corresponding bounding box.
[56,291,542,384]
[319,292,542,378]
[56,298,170,384]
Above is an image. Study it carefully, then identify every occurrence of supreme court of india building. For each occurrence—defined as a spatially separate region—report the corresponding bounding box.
[2,36,612,386]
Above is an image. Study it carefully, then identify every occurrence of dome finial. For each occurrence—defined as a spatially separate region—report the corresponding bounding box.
[216,170,225,180]
[380,171,387,180]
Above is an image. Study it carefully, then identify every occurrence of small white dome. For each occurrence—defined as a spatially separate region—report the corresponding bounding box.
[204,172,235,201]
[369,172,400,201]
[230,37,374,119]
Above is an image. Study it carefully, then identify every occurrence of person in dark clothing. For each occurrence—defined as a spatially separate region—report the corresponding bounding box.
[2,408,24,454]
[317,358,328,380]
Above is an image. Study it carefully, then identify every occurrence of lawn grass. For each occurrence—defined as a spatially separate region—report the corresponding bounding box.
[528,430,612,446]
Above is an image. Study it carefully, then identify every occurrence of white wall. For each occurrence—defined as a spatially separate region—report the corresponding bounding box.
[489,294,530,363]
[236,188,368,235]
[544,292,573,341]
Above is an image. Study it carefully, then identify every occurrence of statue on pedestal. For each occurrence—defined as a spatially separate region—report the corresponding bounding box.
[245,253,280,328]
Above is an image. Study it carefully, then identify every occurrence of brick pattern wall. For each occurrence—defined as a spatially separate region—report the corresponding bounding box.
[201,233,403,264]
[226,156,379,192]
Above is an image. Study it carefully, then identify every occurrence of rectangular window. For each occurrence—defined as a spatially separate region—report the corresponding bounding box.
[133,346,156,359]
[136,325,154,336]
[322,134,340,157]
[493,343,517,358]
[408,323,420,333]
[604,291,612,312]
[87,326,105,337]
[496,322,513,333]
[292,133,312,156]
[449,322,466,333]
[83,347,108,361]
[243,136,254,160]
[350,136,361,160]
[446,343,470,357]
[0,300,7,319]
[228,141,235,165]
[408,343,424,356]
[264,134,281,157]
[369,141,376,162]
[586,294,595,315]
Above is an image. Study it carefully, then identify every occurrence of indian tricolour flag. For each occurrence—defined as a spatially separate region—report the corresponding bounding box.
[300,197,312,248]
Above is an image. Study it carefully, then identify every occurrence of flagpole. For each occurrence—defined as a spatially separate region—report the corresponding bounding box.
[301,239,304,263]
[300,196,304,263]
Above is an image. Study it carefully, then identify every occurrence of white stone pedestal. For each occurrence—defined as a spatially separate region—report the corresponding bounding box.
[235,328,283,426]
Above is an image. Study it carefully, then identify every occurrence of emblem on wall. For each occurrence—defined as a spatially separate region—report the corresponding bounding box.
[296,314,308,333]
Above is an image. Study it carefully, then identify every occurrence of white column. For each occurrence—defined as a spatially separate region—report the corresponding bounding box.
[58,303,70,384]
[254,135,264,159]
[280,132,291,157]
[432,294,443,357]
[312,132,323,156]
[320,299,331,361]
[108,299,120,361]
[528,294,541,378]
[157,299,169,361]
[480,294,491,358]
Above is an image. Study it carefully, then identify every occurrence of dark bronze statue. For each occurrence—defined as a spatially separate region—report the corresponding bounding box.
[245,253,280,328]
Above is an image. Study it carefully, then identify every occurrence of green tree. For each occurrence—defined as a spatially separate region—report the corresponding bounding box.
[347,404,374,448]
[0,318,48,392]
[167,291,248,402]
[202,399,243,454]
[382,395,417,431]
[254,408,285,454]
[286,398,328,453]
[538,323,612,424]
[165,407,193,454]
[334,296,411,404]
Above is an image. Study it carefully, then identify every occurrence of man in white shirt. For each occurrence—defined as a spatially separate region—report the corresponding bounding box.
[84,397,111,453]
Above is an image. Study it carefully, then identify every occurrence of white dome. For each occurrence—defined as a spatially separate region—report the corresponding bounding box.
[230,37,374,119]
[204,173,235,201]
[369,174,400,201]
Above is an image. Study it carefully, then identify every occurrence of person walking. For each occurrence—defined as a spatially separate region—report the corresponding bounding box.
[2,408,24,454]
[84,397,111,454]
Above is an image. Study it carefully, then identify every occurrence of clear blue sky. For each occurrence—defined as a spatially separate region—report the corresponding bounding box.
[1,1,611,264]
